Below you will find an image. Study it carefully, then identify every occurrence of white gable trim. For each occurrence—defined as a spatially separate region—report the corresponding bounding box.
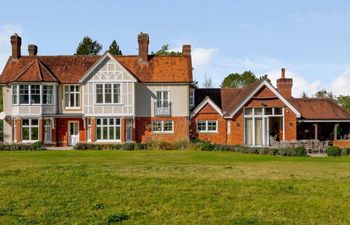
[79,52,138,83]
[190,97,223,118]
[226,80,301,118]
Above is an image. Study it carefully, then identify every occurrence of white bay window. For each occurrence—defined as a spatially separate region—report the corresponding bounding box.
[12,84,55,105]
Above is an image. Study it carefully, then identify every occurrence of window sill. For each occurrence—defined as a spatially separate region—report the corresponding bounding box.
[94,103,123,106]
[152,131,175,134]
[197,131,219,134]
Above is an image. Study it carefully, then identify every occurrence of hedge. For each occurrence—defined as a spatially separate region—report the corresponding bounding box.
[0,141,46,151]
[73,140,307,157]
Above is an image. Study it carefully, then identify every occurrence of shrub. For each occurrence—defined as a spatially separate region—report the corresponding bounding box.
[326,146,342,157]
[0,142,46,151]
[341,148,350,156]
[294,147,306,156]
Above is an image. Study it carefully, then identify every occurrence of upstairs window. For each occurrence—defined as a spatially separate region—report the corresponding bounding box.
[43,85,54,105]
[19,85,29,104]
[189,90,195,108]
[156,91,169,108]
[95,83,121,104]
[30,85,40,104]
[64,85,80,108]
[12,85,18,104]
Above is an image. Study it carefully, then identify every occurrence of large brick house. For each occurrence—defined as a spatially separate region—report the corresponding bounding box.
[1,33,350,148]
[0,33,192,146]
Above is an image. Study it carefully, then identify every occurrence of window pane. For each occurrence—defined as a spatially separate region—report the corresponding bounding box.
[109,127,114,140]
[244,108,252,115]
[70,85,75,92]
[43,85,53,104]
[22,119,30,126]
[30,85,40,104]
[197,121,206,131]
[96,84,103,103]
[103,119,108,125]
[113,84,120,103]
[105,84,112,103]
[254,118,263,145]
[152,121,162,132]
[19,85,29,104]
[164,121,173,132]
[31,127,38,140]
[97,127,102,140]
[244,118,253,145]
[31,119,38,126]
[64,93,69,107]
[103,127,108,139]
[70,93,75,107]
[109,119,114,125]
[75,92,80,107]
[208,121,217,131]
[75,86,80,92]
[116,119,120,125]
[265,108,272,115]
[275,108,282,115]
[116,127,121,140]
[255,108,263,115]
[65,86,69,93]
[22,127,30,140]
[12,85,17,104]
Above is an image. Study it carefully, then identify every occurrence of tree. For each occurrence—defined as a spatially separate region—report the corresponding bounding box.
[75,36,102,55]
[337,95,350,112]
[108,40,122,55]
[151,44,181,56]
[301,91,309,98]
[220,71,269,88]
[202,76,214,88]
[314,89,335,100]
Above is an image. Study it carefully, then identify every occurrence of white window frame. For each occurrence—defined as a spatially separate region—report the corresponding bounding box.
[95,83,121,104]
[243,107,285,146]
[196,120,218,133]
[21,118,39,142]
[227,120,231,134]
[96,118,121,142]
[44,119,52,143]
[189,90,195,108]
[87,118,91,142]
[152,120,174,133]
[12,85,18,105]
[12,84,55,106]
[13,119,17,143]
[42,85,54,105]
[64,85,80,109]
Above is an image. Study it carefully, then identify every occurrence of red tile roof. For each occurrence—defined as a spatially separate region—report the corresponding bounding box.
[290,98,350,120]
[0,54,192,84]
[195,81,350,120]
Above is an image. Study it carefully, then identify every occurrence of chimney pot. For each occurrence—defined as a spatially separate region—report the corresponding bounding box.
[182,45,191,56]
[10,33,22,59]
[28,44,38,56]
[281,68,285,78]
[138,32,149,62]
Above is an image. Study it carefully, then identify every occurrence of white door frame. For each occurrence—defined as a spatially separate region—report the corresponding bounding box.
[68,121,80,146]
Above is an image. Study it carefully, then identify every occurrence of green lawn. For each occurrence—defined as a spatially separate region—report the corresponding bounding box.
[0,151,350,225]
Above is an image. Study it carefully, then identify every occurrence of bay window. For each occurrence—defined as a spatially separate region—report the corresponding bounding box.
[22,119,38,142]
[95,83,121,104]
[197,120,218,133]
[96,118,121,141]
[152,120,174,133]
[65,85,80,108]
[12,84,55,105]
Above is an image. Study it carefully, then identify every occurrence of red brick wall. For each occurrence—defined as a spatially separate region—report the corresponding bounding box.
[333,140,350,148]
[135,116,189,143]
[192,86,298,145]
[56,118,86,146]
[191,104,227,144]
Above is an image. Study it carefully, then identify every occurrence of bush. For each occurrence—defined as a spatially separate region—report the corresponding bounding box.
[294,147,306,156]
[326,146,342,157]
[341,148,350,156]
[0,142,46,151]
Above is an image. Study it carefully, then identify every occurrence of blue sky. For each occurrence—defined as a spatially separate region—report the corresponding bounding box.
[1,0,350,96]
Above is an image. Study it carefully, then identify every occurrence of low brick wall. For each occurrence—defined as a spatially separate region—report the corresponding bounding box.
[333,140,350,148]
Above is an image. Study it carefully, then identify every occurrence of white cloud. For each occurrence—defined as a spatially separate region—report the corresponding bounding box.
[0,24,23,72]
[191,47,218,68]
[330,68,350,95]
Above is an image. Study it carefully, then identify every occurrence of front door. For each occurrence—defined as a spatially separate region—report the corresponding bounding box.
[68,121,79,146]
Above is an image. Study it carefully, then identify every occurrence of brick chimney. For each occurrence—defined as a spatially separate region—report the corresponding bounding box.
[182,45,191,56]
[277,68,293,99]
[10,33,22,59]
[28,44,38,56]
[138,32,149,62]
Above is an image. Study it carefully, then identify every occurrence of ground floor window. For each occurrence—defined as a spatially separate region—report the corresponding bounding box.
[96,118,121,141]
[87,118,91,142]
[13,119,17,143]
[22,119,38,142]
[152,120,174,133]
[197,120,218,133]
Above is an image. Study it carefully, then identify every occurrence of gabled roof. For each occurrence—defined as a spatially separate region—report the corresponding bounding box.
[194,80,301,118]
[290,98,350,120]
[191,96,223,118]
[0,54,192,84]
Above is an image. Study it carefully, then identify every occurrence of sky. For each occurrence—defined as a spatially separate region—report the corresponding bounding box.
[1,0,350,97]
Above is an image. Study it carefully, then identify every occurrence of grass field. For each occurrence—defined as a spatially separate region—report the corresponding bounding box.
[0,150,350,225]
